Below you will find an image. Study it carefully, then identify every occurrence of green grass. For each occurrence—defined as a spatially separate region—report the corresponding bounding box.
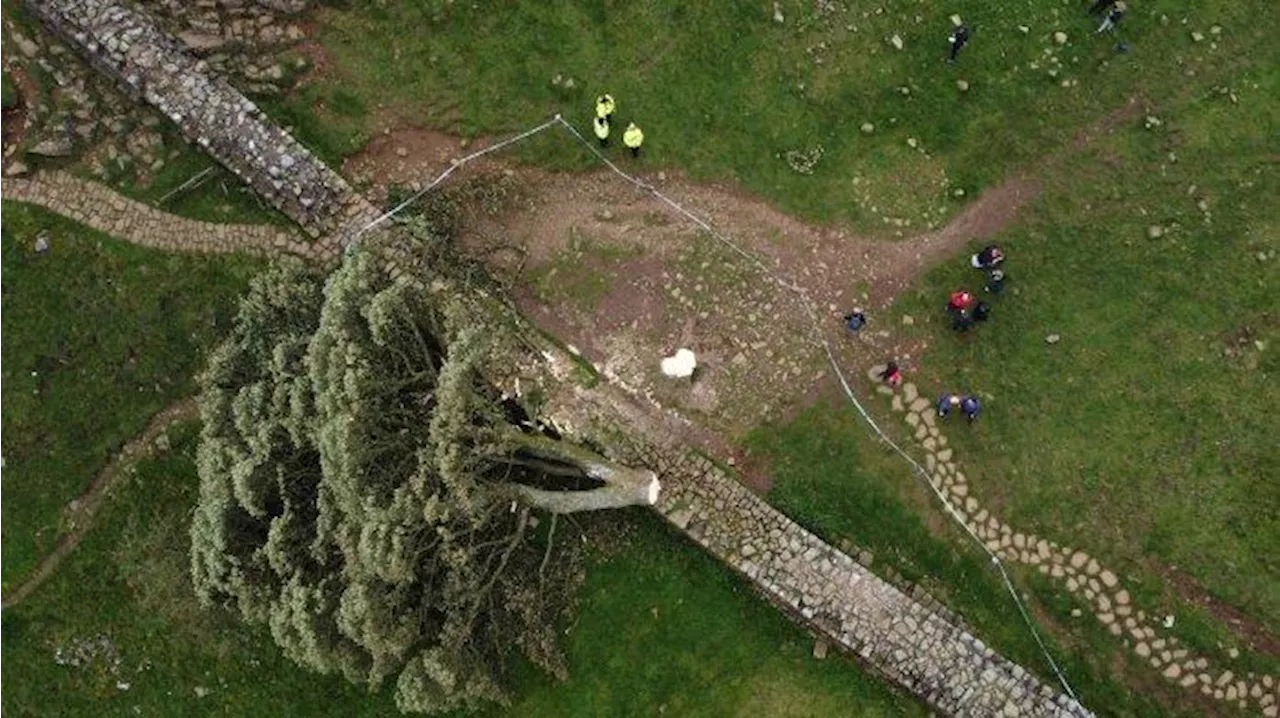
[1,424,924,718]
[297,0,1274,234]
[0,202,259,589]
[747,400,1185,717]
[888,60,1280,635]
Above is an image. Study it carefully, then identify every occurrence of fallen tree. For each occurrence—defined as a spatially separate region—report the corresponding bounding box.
[191,227,658,713]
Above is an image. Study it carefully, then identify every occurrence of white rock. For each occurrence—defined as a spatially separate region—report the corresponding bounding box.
[890,34,904,50]
[660,348,698,378]
[1054,31,1068,44]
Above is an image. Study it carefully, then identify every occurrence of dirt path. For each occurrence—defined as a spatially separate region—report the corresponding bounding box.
[345,127,1038,441]
[2,397,199,610]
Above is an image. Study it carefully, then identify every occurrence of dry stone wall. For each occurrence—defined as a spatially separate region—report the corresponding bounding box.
[25,0,378,239]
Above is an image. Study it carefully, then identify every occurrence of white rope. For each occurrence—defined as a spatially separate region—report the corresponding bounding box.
[345,115,563,244]
[342,112,1080,704]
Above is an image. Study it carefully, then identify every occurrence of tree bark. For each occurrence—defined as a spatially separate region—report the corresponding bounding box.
[498,431,660,514]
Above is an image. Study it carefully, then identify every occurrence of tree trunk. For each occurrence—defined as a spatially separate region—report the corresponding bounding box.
[498,432,660,514]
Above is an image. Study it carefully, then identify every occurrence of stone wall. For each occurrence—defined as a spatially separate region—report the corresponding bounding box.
[24,0,378,238]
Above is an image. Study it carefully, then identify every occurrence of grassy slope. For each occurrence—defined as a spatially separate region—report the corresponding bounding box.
[889,60,1279,631]
[1,425,923,718]
[302,0,1272,234]
[0,202,258,588]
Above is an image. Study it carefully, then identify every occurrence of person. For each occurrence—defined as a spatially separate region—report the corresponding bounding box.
[623,122,645,158]
[844,309,867,333]
[593,116,610,147]
[960,395,981,423]
[952,309,975,332]
[984,268,1005,294]
[1088,0,1117,14]
[948,290,976,313]
[878,361,903,388]
[970,244,1005,270]
[938,393,961,417]
[972,301,992,322]
[595,94,616,123]
[947,25,970,63]
[1097,2,1126,33]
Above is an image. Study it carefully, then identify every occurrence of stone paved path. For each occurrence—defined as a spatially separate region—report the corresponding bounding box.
[2,171,330,262]
[872,370,1279,716]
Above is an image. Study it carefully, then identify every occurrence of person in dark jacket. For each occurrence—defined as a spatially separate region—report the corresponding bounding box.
[844,309,867,333]
[1097,2,1127,32]
[947,25,970,63]
[960,395,982,422]
[970,244,1005,270]
[938,393,961,417]
[984,269,1006,294]
[879,361,904,388]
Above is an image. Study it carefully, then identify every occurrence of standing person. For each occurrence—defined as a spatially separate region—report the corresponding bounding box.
[938,393,961,418]
[623,122,645,158]
[1088,0,1117,14]
[878,361,904,388]
[948,290,976,313]
[844,309,867,333]
[593,116,610,147]
[947,25,970,63]
[595,94,616,123]
[984,268,1006,294]
[970,244,1005,270]
[1097,2,1126,33]
[972,301,992,323]
[960,395,981,423]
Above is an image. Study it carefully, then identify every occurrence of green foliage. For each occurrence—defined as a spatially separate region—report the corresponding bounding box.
[0,202,257,589]
[191,235,606,712]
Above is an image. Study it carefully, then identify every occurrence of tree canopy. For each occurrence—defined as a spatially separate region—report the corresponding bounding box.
[191,231,657,713]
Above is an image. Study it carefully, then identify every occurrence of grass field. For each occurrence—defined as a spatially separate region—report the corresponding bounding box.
[1,424,924,718]
[887,58,1279,632]
[0,203,258,589]
[297,0,1273,235]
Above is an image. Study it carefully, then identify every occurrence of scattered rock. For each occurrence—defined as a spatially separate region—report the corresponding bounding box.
[1191,31,1205,43]
[860,122,875,134]
[813,638,829,659]
[12,32,40,58]
[177,31,226,54]
[1045,334,1061,344]
[1163,614,1176,628]
[890,34,904,50]
[5,161,30,177]
[34,235,51,254]
[1148,224,1165,239]
[1163,663,1182,680]
[906,137,918,149]
[901,314,914,325]
[395,146,409,157]
[773,2,784,23]
[1053,31,1068,44]
[194,685,210,698]
[956,79,969,92]
[29,135,75,157]
[660,348,697,378]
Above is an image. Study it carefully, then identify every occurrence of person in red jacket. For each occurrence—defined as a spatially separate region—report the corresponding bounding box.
[878,361,904,388]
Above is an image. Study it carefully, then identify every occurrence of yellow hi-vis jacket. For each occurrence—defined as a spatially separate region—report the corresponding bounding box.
[593,116,610,140]
[623,123,644,149]
[595,94,616,119]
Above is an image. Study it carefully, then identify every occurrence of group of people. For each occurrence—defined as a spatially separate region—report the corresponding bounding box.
[842,244,1010,425]
[947,244,1005,332]
[592,94,645,157]
[946,0,1129,64]
[938,393,982,423]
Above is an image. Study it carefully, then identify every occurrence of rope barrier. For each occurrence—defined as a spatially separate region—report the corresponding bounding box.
[348,112,1081,704]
